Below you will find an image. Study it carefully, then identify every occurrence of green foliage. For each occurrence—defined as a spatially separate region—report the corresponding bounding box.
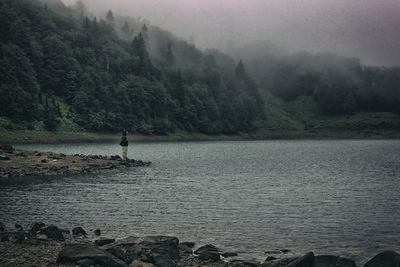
[0,0,265,135]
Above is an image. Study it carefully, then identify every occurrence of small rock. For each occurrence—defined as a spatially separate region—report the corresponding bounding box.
[94,238,115,246]
[36,234,48,241]
[0,155,10,160]
[0,222,5,232]
[72,226,87,236]
[281,249,291,254]
[41,159,48,163]
[265,256,278,262]
[364,251,400,267]
[222,252,238,257]
[94,229,101,236]
[180,242,195,248]
[15,223,23,231]
[38,225,64,241]
[30,221,45,234]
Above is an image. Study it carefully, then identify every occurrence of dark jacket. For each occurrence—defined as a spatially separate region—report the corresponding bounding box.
[120,136,128,146]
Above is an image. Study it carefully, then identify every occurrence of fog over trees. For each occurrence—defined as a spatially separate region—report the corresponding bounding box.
[0,0,399,135]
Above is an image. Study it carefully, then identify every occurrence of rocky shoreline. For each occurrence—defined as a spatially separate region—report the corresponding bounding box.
[0,222,399,267]
[0,144,150,178]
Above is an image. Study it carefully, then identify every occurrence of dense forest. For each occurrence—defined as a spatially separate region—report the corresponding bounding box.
[231,43,400,116]
[0,0,264,134]
[1,0,399,136]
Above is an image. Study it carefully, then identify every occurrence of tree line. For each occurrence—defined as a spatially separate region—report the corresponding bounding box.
[0,0,265,134]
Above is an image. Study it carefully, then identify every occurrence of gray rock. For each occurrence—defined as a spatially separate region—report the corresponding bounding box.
[194,244,221,262]
[364,251,400,267]
[104,235,180,265]
[0,222,5,232]
[153,252,176,267]
[94,229,101,236]
[57,243,127,267]
[315,255,356,267]
[72,226,87,236]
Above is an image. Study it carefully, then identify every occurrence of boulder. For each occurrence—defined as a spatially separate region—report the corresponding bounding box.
[72,226,87,236]
[104,235,180,265]
[153,252,176,267]
[57,243,127,267]
[364,251,400,267]
[315,255,356,267]
[95,238,116,246]
[37,225,64,241]
[194,244,221,262]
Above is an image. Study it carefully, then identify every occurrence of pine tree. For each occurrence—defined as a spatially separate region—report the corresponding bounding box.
[106,9,114,23]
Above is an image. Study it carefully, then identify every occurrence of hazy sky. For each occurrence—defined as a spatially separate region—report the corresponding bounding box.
[62,0,400,66]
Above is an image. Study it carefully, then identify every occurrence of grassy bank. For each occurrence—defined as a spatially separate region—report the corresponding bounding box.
[1,128,399,144]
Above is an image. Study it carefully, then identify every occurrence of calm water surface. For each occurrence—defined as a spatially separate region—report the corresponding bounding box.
[1,140,400,264]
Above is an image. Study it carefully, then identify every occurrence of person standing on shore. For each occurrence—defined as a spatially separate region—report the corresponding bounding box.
[120,130,128,160]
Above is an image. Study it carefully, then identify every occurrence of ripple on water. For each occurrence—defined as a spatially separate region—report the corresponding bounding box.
[1,140,400,265]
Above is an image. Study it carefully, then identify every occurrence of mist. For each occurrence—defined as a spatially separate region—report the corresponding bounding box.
[60,0,400,67]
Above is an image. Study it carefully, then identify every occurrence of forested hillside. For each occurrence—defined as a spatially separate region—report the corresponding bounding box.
[1,0,399,139]
[0,0,264,135]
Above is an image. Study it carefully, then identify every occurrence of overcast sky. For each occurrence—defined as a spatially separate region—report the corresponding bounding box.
[62,0,400,66]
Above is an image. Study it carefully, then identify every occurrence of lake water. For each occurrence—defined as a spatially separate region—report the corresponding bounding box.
[1,140,400,264]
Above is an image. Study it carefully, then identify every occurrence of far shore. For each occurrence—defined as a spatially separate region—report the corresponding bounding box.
[1,129,400,144]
